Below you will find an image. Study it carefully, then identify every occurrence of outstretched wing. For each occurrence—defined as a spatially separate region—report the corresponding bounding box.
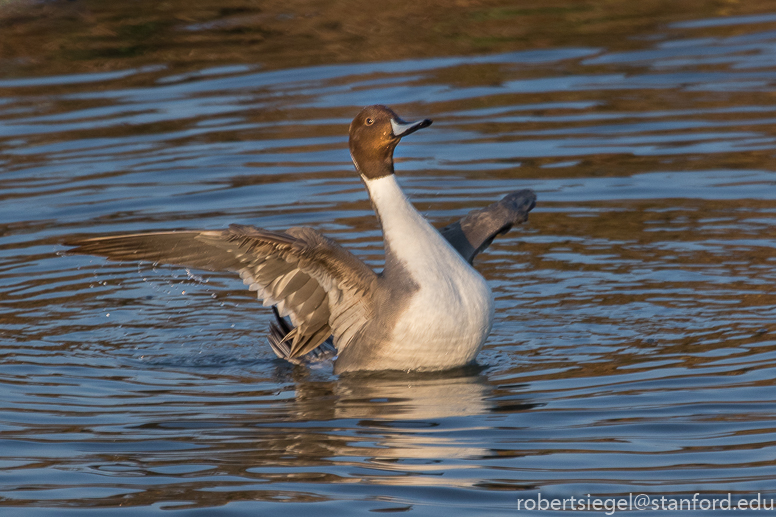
[440,189,536,264]
[65,224,377,358]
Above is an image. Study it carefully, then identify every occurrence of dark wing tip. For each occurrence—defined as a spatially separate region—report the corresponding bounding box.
[499,189,537,218]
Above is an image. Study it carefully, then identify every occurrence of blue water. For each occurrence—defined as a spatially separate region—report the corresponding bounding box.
[1,7,776,516]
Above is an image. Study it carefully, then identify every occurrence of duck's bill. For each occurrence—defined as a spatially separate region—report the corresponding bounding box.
[391,117,432,138]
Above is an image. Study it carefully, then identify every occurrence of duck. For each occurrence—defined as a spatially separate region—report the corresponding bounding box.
[66,105,536,374]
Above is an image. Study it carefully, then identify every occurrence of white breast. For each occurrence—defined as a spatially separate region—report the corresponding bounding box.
[364,175,494,369]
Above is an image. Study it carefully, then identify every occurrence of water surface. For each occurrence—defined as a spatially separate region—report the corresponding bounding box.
[1,2,776,515]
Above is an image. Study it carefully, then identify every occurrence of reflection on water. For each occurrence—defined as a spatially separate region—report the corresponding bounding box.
[2,1,776,514]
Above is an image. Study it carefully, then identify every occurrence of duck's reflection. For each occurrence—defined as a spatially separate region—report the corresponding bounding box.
[267,366,539,469]
[280,364,539,420]
[340,367,494,420]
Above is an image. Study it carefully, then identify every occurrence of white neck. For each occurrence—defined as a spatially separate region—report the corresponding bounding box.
[363,174,463,276]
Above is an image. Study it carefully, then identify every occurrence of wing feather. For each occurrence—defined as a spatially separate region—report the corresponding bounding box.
[439,189,536,264]
[65,225,377,359]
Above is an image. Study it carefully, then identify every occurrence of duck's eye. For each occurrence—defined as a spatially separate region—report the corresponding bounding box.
[365,118,374,126]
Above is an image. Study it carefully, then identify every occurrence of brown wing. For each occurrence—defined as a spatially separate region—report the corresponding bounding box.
[65,224,377,358]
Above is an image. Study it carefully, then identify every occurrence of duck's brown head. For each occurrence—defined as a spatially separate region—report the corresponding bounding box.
[348,105,432,180]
